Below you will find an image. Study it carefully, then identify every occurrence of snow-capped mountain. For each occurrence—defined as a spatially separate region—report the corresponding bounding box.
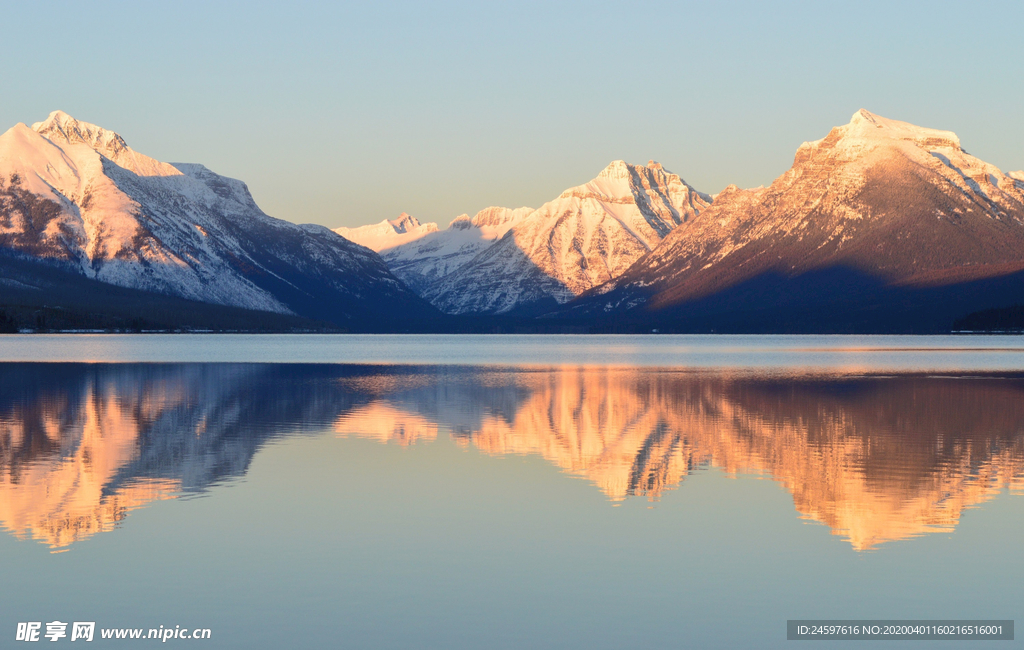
[0,111,437,326]
[342,161,710,315]
[424,161,710,315]
[563,110,1024,331]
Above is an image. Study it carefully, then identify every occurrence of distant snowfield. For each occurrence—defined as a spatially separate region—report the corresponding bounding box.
[334,212,439,253]
[335,160,711,314]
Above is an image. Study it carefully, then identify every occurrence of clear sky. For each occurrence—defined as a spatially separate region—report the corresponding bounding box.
[2,0,1022,229]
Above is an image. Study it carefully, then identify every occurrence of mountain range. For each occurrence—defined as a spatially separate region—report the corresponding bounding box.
[561,110,1024,331]
[2,109,1023,332]
[337,161,710,315]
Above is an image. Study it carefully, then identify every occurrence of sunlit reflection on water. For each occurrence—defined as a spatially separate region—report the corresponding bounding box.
[1,363,1022,552]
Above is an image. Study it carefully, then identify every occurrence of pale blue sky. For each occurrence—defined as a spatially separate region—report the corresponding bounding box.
[3,1,1022,228]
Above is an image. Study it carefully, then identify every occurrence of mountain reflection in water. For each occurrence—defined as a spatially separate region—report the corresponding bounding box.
[1,364,1022,551]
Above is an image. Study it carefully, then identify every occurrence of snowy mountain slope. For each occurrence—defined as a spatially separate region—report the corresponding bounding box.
[422,161,711,314]
[0,111,437,325]
[334,212,438,252]
[375,207,532,294]
[562,110,1024,330]
[334,207,533,295]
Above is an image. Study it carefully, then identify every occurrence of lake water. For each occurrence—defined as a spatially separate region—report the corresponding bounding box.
[0,335,1021,648]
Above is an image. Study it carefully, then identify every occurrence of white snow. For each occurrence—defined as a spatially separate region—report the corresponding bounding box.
[371,207,532,294]
[334,213,439,252]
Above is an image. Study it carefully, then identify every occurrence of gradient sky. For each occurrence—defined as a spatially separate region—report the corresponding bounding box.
[2,1,1022,229]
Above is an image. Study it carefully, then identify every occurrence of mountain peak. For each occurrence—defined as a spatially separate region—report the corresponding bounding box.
[335,213,438,252]
[387,212,421,234]
[31,109,76,132]
[849,108,878,124]
[32,110,131,158]
[841,108,961,149]
[28,110,178,178]
[593,159,683,184]
[794,110,964,168]
[449,214,474,230]
[598,160,631,179]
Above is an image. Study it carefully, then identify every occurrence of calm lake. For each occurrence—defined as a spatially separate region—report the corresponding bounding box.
[0,335,1021,648]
